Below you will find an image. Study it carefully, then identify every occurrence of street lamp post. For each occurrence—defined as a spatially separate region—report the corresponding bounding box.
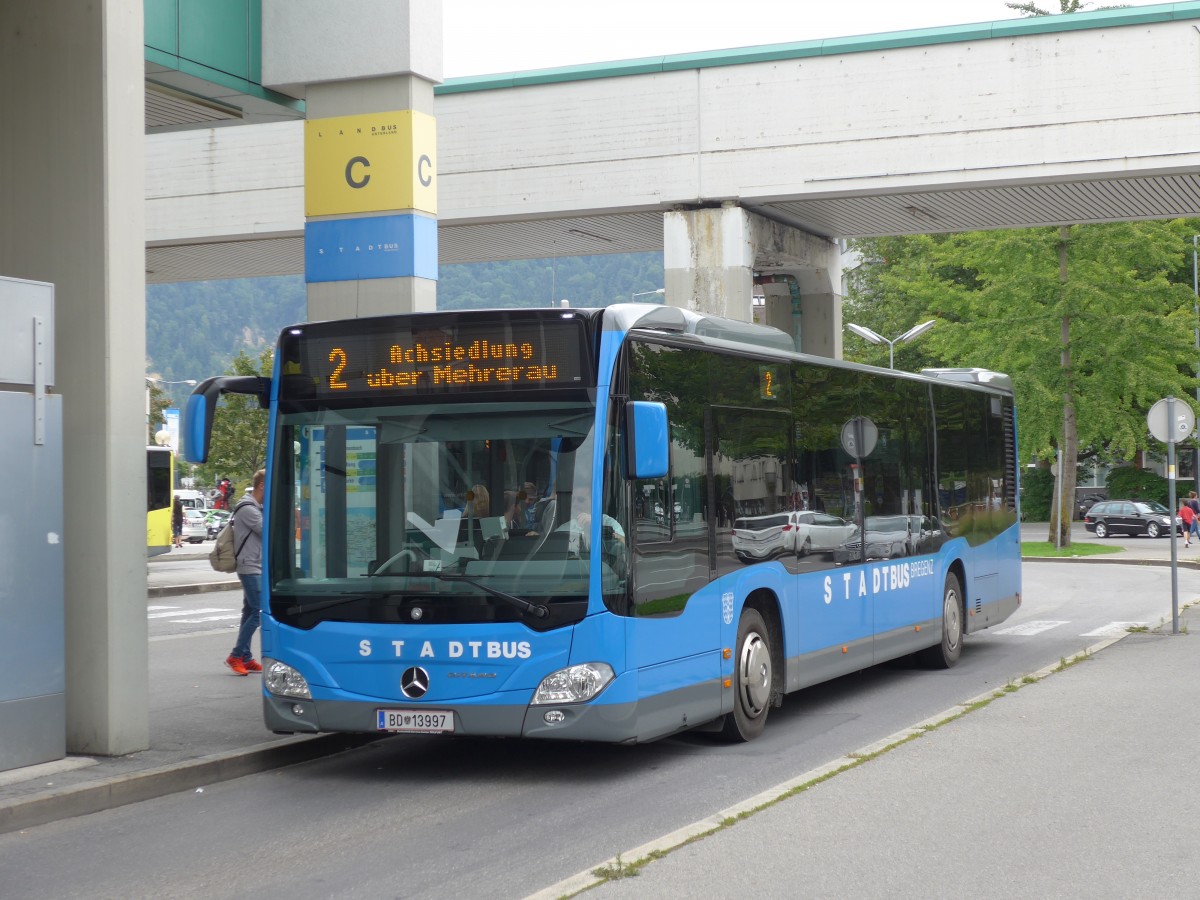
[845,320,936,369]
[632,288,665,302]
[145,376,197,443]
[1193,235,1199,488]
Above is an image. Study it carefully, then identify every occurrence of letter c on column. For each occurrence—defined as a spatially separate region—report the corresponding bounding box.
[346,156,371,189]
[418,154,433,187]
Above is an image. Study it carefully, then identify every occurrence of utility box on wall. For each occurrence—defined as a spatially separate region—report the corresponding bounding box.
[0,275,65,773]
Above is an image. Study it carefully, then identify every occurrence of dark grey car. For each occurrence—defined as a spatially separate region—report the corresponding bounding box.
[1083,500,1180,538]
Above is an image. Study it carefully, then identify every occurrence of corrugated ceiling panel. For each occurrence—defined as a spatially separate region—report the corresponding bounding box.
[145,91,237,129]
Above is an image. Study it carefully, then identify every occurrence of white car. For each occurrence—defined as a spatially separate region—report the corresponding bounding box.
[181,508,209,543]
[731,513,791,563]
[785,511,857,556]
[834,514,931,564]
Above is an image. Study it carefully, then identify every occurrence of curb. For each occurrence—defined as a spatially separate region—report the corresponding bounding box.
[147,581,240,598]
[1023,556,1200,570]
[526,630,1132,900]
[0,734,382,836]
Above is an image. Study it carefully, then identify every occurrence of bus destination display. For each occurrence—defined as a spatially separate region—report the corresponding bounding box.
[296,319,590,397]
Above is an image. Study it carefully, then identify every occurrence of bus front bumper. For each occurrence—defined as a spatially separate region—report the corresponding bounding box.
[263,693,642,743]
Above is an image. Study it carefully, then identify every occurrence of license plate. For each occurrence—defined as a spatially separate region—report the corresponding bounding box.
[376,708,455,733]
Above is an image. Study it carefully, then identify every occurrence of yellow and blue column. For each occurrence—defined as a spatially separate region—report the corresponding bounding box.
[305,107,437,298]
[304,91,438,318]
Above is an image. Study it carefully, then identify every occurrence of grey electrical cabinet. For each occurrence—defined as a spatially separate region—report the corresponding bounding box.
[0,276,64,773]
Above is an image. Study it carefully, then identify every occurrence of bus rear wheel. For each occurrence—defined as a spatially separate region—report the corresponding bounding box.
[917,572,963,669]
[721,608,773,742]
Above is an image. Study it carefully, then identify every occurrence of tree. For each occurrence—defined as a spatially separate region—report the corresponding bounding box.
[1005,0,1094,16]
[146,378,170,444]
[193,348,272,494]
[846,221,1199,545]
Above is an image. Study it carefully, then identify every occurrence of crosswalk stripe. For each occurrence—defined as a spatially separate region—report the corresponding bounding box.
[1080,621,1146,637]
[176,614,241,623]
[147,607,231,619]
[993,620,1069,636]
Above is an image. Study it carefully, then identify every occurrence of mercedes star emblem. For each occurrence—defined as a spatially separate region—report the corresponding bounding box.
[400,666,430,699]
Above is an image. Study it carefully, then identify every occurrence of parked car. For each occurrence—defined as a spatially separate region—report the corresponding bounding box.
[732,513,792,563]
[784,510,856,556]
[832,515,940,564]
[1076,493,1105,520]
[181,508,209,543]
[1083,499,1181,538]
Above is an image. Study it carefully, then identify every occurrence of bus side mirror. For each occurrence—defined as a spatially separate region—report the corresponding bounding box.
[183,375,270,463]
[626,401,669,479]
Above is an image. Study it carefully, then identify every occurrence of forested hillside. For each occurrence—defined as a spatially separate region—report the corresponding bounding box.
[146,252,663,389]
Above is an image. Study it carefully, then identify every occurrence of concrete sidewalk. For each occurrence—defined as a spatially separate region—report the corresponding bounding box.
[0,528,1193,842]
[576,604,1200,900]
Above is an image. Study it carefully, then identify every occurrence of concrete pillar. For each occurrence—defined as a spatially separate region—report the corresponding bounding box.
[263,1,441,321]
[0,1,149,754]
[663,204,844,358]
[663,205,755,323]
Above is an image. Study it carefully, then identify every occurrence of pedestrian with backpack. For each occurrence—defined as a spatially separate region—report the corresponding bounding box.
[225,469,265,676]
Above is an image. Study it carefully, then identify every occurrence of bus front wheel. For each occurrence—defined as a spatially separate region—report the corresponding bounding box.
[917,572,963,669]
[721,607,774,742]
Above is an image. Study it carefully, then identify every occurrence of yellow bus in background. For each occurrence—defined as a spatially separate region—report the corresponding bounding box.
[147,445,173,557]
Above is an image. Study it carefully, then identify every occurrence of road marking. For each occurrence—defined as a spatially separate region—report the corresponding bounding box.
[147,607,231,619]
[175,614,241,624]
[150,628,232,643]
[993,620,1069,636]
[1080,621,1146,637]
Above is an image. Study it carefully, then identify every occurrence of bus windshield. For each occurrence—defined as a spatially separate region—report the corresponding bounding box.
[269,399,618,630]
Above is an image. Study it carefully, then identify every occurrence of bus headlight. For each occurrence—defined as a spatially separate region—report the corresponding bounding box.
[264,659,311,699]
[531,663,615,705]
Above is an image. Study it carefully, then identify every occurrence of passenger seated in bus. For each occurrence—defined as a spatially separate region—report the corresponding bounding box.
[502,482,539,535]
[449,484,491,554]
[555,489,625,550]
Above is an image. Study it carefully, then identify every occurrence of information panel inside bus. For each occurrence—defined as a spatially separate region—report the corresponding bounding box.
[291,315,592,399]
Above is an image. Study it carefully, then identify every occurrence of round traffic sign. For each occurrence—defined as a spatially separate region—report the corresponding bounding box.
[1147,397,1196,444]
[841,416,878,458]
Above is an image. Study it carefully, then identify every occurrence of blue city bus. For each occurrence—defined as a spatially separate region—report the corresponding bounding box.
[184,304,1021,743]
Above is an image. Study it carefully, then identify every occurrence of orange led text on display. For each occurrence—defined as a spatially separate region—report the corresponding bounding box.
[325,339,564,392]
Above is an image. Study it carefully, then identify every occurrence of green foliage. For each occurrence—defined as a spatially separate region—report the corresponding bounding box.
[847,221,1200,466]
[146,276,305,388]
[438,253,663,310]
[1102,466,1169,506]
[1006,0,1092,16]
[1021,467,1055,521]
[192,349,272,493]
[146,380,170,442]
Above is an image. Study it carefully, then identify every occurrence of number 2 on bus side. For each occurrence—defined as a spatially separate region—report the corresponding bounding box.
[377,709,455,733]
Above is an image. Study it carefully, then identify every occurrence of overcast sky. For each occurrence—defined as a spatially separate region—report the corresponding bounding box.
[442,0,1041,78]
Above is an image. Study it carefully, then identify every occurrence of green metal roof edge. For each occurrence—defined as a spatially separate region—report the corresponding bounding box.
[144,46,305,113]
[435,1,1200,95]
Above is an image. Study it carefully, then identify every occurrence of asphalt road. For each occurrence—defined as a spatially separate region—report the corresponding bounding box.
[3,563,1192,900]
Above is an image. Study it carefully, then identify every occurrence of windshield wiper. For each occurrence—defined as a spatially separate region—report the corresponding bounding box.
[285,593,376,616]
[283,575,550,620]
[430,573,550,619]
